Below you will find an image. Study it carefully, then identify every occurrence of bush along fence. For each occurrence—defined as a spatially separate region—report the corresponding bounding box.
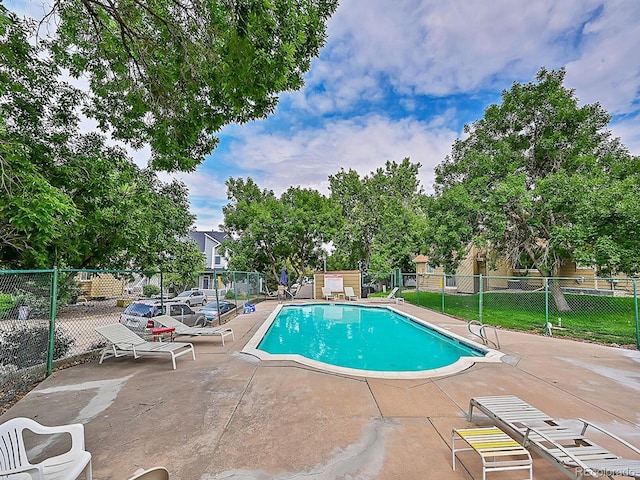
[400,273,640,349]
[0,268,266,410]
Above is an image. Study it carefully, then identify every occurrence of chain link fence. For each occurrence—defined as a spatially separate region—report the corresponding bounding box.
[0,270,55,411]
[402,273,640,348]
[0,268,266,411]
[361,271,394,297]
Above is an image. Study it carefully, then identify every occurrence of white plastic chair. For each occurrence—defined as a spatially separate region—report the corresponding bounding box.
[321,286,335,300]
[0,417,92,479]
[343,286,358,301]
[128,466,169,480]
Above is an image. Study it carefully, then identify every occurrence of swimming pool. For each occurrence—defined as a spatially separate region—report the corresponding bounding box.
[242,303,503,379]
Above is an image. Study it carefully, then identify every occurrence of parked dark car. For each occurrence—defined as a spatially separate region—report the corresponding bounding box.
[120,300,205,333]
[199,301,237,324]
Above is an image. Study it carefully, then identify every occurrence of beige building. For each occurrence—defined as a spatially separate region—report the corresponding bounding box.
[313,271,362,299]
[76,272,128,299]
[413,247,635,295]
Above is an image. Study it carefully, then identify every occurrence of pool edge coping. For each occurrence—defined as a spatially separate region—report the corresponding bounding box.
[241,302,505,379]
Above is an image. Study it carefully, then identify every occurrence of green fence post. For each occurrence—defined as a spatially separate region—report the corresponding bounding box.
[478,274,483,323]
[160,270,164,312]
[214,268,221,324]
[233,271,237,315]
[441,274,445,313]
[634,279,639,350]
[544,277,549,334]
[46,267,58,377]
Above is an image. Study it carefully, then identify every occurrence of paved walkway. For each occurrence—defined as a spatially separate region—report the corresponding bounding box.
[3,300,640,479]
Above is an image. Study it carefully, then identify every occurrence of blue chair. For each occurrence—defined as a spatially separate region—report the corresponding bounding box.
[243,302,256,314]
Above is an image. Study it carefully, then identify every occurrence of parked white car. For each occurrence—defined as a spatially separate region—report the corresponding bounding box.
[170,290,208,306]
[120,300,205,334]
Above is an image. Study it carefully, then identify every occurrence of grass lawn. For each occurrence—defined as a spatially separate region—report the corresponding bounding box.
[402,290,639,347]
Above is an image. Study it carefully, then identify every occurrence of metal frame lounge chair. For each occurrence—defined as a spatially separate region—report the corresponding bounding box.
[321,286,335,300]
[0,417,92,479]
[154,315,235,345]
[95,323,195,370]
[373,287,404,304]
[343,286,358,301]
[468,395,640,479]
[452,426,533,480]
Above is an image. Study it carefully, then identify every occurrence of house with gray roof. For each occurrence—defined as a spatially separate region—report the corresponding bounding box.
[188,230,229,270]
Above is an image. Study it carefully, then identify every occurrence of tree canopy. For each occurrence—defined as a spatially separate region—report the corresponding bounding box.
[222,178,337,285]
[0,7,202,271]
[48,0,338,171]
[329,159,424,272]
[428,68,640,309]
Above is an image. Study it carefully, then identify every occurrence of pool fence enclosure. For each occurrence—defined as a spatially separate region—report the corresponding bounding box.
[399,271,640,349]
[1,267,639,409]
[0,268,266,410]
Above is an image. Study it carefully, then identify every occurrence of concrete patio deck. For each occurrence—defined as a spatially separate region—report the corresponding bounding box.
[3,300,640,479]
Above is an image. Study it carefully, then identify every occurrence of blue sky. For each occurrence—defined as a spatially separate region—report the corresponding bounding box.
[8,0,640,230]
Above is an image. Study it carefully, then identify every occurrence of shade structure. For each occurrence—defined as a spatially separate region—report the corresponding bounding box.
[280,266,287,285]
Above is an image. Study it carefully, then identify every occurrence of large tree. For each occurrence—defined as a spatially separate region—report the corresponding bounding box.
[0,8,201,270]
[222,178,336,284]
[47,0,338,171]
[329,159,423,272]
[429,68,640,311]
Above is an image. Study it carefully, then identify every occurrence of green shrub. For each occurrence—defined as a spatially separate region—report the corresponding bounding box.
[0,294,15,319]
[0,325,74,368]
[225,290,236,299]
[13,289,50,318]
[143,284,161,297]
[57,280,82,306]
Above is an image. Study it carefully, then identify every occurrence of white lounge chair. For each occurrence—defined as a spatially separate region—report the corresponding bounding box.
[468,395,640,479]
[373,287,404,304]
[343,286,358,301]
[321,286,335,300]
[95,323,195,370]
[154,315,235,345]
[0,417,92,479]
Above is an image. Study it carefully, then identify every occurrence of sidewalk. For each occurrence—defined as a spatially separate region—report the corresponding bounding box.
[3,300,640,479]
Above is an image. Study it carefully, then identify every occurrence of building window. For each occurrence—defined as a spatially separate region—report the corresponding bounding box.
[445,275,457,287]
[80,272,93,281]
[214,256,221,265]
[426,265,435,274]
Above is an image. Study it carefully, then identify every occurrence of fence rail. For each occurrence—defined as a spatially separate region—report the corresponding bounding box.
[402,273,640,349]
[2,268,638,410]
[0,268,266,410]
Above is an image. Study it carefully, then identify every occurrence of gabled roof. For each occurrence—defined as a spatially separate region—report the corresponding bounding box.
[413,254,430,263]
[188,231,228,252]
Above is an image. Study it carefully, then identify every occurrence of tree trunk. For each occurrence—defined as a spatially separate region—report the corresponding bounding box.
[548,278,571,312]
[534,260,572,313]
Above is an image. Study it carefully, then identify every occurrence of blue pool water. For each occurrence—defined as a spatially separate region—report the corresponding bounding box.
[257,304,485,372]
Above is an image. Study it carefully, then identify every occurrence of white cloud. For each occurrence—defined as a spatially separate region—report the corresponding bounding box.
[564,1,640,114]
[212,114,458,200]
[303,0,638,117]
[163,170,229,230]
[610,116,640,157]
